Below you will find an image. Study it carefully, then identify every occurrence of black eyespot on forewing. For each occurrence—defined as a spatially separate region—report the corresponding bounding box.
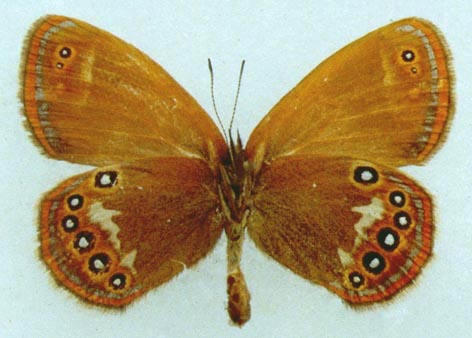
[59,47,72,58]
[401,50,415,62]
[362,252,386,275]
[354,166,379,184]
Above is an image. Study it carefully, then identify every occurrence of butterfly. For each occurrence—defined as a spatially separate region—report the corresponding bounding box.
[21,16,453,325]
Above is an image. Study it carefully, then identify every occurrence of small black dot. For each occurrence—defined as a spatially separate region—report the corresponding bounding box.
[401,50,415,62]
[389,191,406,208]
[61,215,79,232]
[59,47,72,58]
[348,272,365,288]
[377,227,400,252]
[67,194,83,211]
[362,252,386,275]
[88,253,110,274]
[109,273,127,290]
[394,211,412,230]
[95,171,118,188]
[74,231,95,253]
[354,166,379,184]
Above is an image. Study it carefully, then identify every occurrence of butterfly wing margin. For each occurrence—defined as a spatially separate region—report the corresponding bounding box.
[246,18,453,169]
[247,156,432,304]
[39,157,223,306]
[21,16,226,167]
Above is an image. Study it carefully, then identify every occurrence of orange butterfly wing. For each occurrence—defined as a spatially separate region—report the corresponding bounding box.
[245,18,452,304]
[22,16,226,167]
[248,156,432,303]
[246,18,452,169]
[21,16,227,307]
[40,157,223,306]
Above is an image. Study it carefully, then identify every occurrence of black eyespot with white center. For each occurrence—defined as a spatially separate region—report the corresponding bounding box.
[89,253,110,274]
[401,50,415,62]
[389,191,406,208]
[348,272,365,288]
[377,227,400,252]
[109,273,127,290]
[59,47,72,58]
[354,166,379,185]
[74,231,95,253]
[394,211,412,230]
[61,215,79,232]
[67,194,83,211]
[56,62,64,69]
[362,252,386,275]
[95,171,118,188]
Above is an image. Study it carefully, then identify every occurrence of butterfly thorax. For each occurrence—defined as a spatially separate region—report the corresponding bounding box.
[219,134,254,240]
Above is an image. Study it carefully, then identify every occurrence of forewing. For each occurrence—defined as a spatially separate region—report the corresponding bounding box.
[22,16,226,167]
[246,18,452,169]
[40,157,223,306]
[248,156,432,304]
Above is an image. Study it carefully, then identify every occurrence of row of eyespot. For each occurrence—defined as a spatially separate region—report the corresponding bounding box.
[59,171,127,291]
[349,166,413,289]
[55,46,72,69]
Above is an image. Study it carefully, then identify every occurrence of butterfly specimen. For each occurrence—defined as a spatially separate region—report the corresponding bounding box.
[21,16,453,325]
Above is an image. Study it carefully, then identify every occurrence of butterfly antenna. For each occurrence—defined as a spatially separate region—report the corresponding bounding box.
[229,60,246,138]
[208,58,229,144]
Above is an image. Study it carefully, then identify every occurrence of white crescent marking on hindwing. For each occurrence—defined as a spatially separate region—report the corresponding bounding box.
[351,197,384,248]
[337,197,385,267]
[120,249,138,274]
[88,201,122,251]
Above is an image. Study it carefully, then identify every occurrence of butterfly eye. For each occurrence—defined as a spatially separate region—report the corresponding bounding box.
[393,211,411,230]
[109,273,127,290]
[61,215,79,232]
[348,272,365,288]
[377,228,400,252]
[389,191,406,208]
[74,231,95,253]
[88,253,111,273]
[59,46,72,58]
[353,166,379,184]
[95,171,118,188]
[401,50,415,62]
[362,252,386,275]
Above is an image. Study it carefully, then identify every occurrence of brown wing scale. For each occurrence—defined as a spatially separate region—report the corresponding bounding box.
[246,18,452,169]
[248,156,432,303]
[40,157,223,306]
[22,16,226,167]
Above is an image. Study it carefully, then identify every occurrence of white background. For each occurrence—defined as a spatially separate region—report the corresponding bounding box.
[1,1,471,337]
